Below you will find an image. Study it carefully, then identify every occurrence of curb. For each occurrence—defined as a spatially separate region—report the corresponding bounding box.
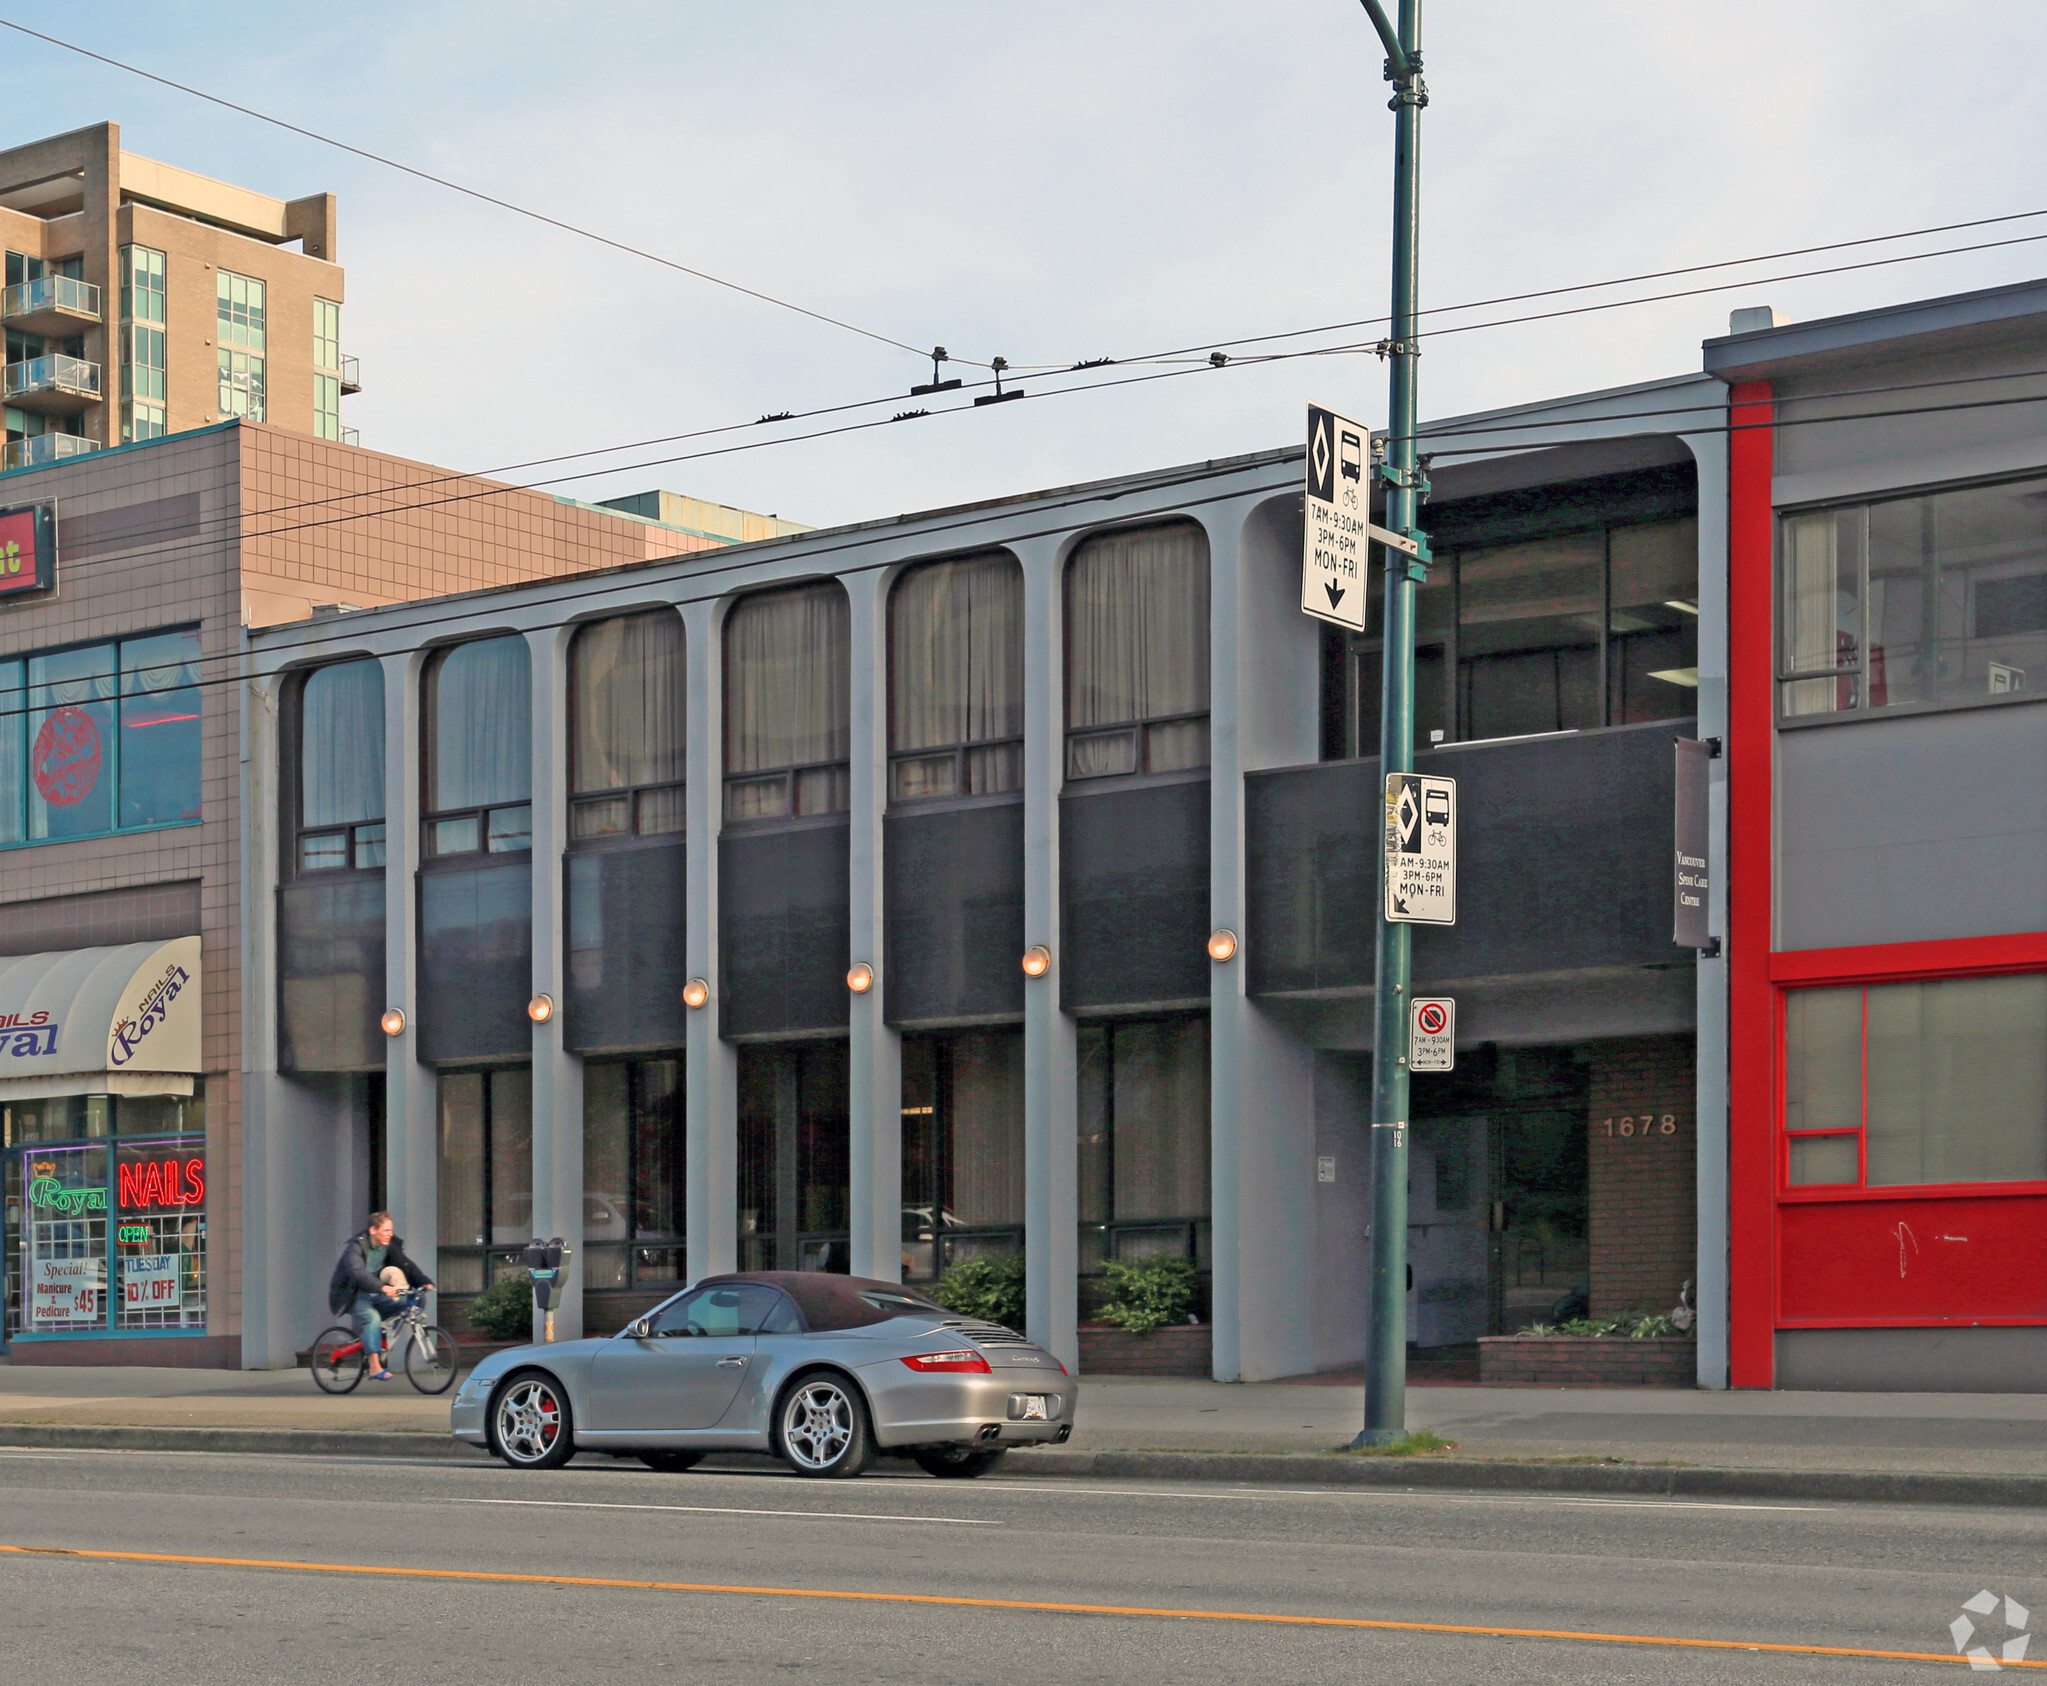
[0,1423,486,1461]
[1,1423,2037,1508]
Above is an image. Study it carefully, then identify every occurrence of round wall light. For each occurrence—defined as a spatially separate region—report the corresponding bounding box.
[1207,929,1239,963]
[846,962,875,994]
[527,993,556,1024]
[681,977,710,1010]
[1020,945,1052,978]
[379,1008,406,1037]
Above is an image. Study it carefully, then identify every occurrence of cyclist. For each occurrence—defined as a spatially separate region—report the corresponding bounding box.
[327,1212,433,1383]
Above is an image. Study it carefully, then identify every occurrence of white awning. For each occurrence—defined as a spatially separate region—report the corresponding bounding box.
[0,936,201,1099]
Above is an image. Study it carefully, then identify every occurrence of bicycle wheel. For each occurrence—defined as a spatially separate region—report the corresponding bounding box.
[404,1325,461,1395]
[310,1325,367,1394]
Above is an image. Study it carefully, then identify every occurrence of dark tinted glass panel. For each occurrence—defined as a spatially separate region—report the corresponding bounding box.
[118,629,201,827]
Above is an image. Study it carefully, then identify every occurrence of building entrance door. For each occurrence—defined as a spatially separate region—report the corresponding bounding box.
[1407,1116,1489,1347]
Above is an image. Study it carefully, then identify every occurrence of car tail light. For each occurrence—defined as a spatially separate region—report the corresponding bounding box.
[901,1349,991,1373]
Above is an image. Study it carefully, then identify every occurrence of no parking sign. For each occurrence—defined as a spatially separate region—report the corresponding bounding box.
[1409,996,1455,1071]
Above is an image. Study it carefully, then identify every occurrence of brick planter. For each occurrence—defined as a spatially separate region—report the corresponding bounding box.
[1479,1335,1696,1388]
[1078,1322,1211,1378]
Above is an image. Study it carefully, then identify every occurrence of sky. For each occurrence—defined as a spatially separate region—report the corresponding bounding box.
[9,1,2047,531]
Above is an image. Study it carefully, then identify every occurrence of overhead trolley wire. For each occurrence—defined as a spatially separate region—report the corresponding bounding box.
[0,16,941,362]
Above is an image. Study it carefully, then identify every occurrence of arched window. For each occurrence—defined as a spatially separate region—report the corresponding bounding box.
[423,635,530,855]
[1065,522,1209,780]
[295,658,384,871]
[723,581,849,821]
[569,610,685,840]
[888,553,1023,802]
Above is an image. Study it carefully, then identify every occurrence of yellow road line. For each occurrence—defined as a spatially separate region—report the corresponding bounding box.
[0,1543,2022,1668]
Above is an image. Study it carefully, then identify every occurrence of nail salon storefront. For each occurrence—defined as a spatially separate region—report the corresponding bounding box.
[0,937,208,1352]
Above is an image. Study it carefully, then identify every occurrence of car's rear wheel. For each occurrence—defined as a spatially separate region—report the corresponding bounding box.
[913,1445,1008,1480]
[489,1371,575,1470]
[637,1451,704,1473]
[775,1371,873,1479]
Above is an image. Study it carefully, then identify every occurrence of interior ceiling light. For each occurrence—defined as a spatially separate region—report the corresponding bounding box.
[1021,945,1052,978]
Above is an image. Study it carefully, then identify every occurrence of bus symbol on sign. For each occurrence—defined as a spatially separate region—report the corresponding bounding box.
[1410,996,1455,1071]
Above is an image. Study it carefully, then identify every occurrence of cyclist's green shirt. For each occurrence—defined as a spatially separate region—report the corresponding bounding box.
[365,1243,389,1278]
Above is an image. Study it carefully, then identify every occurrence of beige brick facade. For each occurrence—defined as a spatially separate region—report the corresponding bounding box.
[1586,1034,1698,1319]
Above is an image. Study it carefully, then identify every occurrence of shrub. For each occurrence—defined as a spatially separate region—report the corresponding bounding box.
[1098,1255,1198,1335]
[1513,1312,1687,1339]
[928,1254,1027,1330]
[465,1275,535,1341]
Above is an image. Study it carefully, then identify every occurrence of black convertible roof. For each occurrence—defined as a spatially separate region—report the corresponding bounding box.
[696,1271,944,1333]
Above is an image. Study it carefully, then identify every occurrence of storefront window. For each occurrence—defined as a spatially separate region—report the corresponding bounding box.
[582,1056,684,1289]
[435,1068,531,1291]
[737,1043,848,1271]
[901,1029,1025,1281]
[0,630,202,849]
[1785,974,2047,1188]
[569,611,685,842]
[3,1092,206,1339]
[1077,1016,1210,1301]
[1780,475,2047,718]
[1066,523,1210,780]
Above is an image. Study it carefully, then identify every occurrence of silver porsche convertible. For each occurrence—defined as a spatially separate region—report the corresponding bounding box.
[451,1271,1076,1479]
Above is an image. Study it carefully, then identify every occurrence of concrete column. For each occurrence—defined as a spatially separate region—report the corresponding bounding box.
[527,625,584,1339]
[1204,499,1321,1382]
[845,571,902,1280]
[380,652,438,1278]
[682,598,738,1280]
[1015,535,1078,1373]
[1686,426,1732,1390]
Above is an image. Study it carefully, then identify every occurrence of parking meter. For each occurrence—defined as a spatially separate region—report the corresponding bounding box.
[524,1237,569,1341]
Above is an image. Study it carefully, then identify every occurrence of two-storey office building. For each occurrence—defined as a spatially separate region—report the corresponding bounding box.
[0,418,793,1364]
[1716,277,2047,1390]
[245,386,1727,1381]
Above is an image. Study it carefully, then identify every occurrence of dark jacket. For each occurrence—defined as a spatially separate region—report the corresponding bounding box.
[328,1230,430,1315]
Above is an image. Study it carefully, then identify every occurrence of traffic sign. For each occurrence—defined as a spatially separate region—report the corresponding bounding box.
[1302,403,1423,632]
[1409,997,1455,1070]
[1384,772,1456,924]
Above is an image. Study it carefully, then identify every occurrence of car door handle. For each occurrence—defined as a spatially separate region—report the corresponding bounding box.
[716,1356,746,1368]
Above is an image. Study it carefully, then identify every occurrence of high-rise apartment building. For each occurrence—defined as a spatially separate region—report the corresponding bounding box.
[1,121,353,471]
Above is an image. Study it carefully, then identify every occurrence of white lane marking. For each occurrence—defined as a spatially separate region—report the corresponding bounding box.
[1550,1498,1827,1512]
[454,1498,998,1526]
[970,1481,1829,1513]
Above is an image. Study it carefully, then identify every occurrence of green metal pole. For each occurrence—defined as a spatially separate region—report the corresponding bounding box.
[1355,0,1428,1449]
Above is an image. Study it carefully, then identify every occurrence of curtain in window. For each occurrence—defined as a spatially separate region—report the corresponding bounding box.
[890,555,1022,752]
[488,1068,533,1246]
[429,636,530,809]
[1866,974,2047,1186]
[437,1073,485,1253]
[725,583,849,773]
[1067,525,1209,730]
[572,611,685,793]
[301,659,385,826]
[950,1030,1025,1226]
[1780,511,1861,716]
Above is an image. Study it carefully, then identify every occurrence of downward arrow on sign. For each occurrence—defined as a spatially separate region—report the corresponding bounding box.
[1324,582,1345,610]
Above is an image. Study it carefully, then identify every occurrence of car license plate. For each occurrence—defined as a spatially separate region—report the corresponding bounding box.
[1008,1393,1054,1421]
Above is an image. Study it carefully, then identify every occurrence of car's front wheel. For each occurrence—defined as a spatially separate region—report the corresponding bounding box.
[775,1371,873,1479]
[913,1445,1007,1480]
[490,1371,575,1470]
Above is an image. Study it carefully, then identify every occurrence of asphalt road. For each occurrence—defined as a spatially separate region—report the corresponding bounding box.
[3,1446,2043,1683]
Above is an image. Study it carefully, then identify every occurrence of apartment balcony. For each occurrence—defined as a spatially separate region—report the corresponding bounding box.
[2,432,100,471]
[339,354,362,395]
[1,275,101,337]
[2,354,101,414]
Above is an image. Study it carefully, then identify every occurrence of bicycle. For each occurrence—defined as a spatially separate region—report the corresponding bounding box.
[310,1290,460,1395]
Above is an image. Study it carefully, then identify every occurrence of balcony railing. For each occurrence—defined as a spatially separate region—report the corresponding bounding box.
[339,354,361,395]
[2,432,100,471]
[1,275,101,334]
[2,353,101,412]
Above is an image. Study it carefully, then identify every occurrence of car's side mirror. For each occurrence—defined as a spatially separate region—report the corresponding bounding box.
[626,1317,651,1339]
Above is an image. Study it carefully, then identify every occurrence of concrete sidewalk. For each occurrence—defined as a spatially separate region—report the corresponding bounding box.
[2,1361,2044,1478]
